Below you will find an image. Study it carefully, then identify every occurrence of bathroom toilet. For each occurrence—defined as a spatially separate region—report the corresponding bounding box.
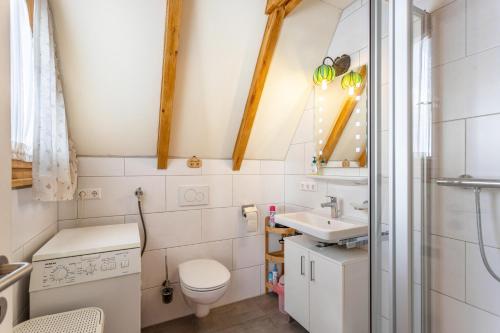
[179,259,231,318]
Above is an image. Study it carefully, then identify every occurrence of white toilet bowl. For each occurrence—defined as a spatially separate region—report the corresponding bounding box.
[179,259,231,318]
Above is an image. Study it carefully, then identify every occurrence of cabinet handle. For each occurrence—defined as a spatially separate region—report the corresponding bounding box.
[310,260,315,281]
[300,256,305,276]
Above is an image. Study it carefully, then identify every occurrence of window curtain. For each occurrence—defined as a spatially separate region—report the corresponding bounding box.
[10,0,34,162]
[32,0,77,201]
[412,11,432,157]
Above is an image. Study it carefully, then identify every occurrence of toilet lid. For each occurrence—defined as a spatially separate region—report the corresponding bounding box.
[179,259,230,290]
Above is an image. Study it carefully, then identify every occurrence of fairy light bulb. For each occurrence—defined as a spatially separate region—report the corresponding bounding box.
[355,134,361,140]
[319,139,323,145]
[348,87,355,96]
[355,147,361,153]
[319,150,323,156]
[318,129,323,134]
[355,95,361,101]
[355,108,360,114]
[355,121,361,127]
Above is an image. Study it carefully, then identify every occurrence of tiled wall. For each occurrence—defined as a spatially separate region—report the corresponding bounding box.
[429,0,500,330]
[284,0,370,217]
[57,157,285,327]
[10,189,58,324]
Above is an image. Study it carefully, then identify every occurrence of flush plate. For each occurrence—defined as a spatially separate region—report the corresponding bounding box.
[178,186,209,206]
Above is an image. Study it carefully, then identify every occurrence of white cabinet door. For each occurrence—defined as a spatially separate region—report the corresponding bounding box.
[284,240,309,330]
[309,252,342,333]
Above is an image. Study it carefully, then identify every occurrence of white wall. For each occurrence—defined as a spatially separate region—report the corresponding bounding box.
[50,0,340,161]
[283,0,369,219]
[57,156,287,327]
[10,190,57,325]
[0,2,13,332]
[426,0,500,330]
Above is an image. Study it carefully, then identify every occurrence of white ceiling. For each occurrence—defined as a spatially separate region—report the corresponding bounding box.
[51,0,341,159]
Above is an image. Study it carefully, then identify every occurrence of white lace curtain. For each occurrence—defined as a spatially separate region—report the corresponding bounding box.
[32,0,77,201]
[10,0,34,162]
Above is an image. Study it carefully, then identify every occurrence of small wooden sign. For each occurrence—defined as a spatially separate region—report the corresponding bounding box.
[342,159,350,168]
[187,156,202,168]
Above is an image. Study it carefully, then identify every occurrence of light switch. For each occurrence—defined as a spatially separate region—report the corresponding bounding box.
[178,185,209,206]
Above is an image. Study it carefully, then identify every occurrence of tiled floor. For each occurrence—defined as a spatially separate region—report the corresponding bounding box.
[142,294,308,333]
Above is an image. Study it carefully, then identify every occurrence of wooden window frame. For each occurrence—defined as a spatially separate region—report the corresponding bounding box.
[11,0,34,189]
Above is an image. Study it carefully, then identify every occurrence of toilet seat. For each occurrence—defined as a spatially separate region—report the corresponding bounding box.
[179,259,230,291]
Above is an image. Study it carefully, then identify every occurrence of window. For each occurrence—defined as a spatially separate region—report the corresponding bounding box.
[10,0,34,188]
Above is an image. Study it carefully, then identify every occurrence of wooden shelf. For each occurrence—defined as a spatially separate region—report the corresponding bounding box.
[265,226,295,235]
[265,281,275,291]
[265,250,284,264]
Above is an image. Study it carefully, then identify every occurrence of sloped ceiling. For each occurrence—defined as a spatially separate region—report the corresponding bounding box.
[50,0,344,159]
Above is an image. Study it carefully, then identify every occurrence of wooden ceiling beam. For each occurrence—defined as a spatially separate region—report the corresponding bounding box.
[321,65,367,162]
[232,0,302,171]
[157,0,182,169]
[284,0,302,16]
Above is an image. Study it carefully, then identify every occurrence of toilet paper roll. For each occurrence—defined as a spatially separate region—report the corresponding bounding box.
[243,206,259,233]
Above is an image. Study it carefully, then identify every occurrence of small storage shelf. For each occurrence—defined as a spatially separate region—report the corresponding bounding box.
[264,216,295,293]
[265,250,284,263]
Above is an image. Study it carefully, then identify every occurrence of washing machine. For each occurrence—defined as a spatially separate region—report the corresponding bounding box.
[29,224,141,333]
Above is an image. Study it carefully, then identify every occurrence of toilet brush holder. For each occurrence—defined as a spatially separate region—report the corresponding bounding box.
[162,280,173,304]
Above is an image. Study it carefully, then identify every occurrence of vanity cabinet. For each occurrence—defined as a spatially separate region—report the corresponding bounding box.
[284,235,369,333]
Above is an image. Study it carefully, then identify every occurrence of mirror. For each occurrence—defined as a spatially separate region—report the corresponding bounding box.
[313,65,367,168]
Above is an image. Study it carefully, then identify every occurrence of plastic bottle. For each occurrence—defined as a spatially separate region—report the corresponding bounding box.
[268,270,274,284]
[272,264,279,284]
[311,156,318,174]
[269,205,276,227]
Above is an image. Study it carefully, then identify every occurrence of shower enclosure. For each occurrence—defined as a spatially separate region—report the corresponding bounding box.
[370,0,500,332]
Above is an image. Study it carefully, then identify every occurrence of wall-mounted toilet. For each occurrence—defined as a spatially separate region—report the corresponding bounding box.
[179,259,231,317]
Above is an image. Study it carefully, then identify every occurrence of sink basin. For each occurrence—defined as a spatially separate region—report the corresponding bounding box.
[275,212,368,242]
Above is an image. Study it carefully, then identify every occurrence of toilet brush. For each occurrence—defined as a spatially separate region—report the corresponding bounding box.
[162,256,173,304]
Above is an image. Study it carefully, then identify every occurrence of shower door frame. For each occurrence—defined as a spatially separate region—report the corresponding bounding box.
[369,0,421,332]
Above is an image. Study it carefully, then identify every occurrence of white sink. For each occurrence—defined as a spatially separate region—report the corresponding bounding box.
[275,212,368,242]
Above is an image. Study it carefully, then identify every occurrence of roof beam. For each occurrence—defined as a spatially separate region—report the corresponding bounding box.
[232,0,302,170]
[321,65,367,162]
[157,0,182,169]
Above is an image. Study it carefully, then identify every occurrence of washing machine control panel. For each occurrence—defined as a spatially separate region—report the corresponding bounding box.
[30,248,141,291]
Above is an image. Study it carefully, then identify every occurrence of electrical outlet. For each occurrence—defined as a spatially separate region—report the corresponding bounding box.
[78,188,102,200]
[299,181,317,192]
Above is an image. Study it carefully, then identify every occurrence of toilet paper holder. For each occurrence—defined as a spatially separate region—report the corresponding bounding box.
[241,204,257,217]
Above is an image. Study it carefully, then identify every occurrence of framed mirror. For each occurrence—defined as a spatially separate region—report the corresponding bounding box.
[314,64,367,168]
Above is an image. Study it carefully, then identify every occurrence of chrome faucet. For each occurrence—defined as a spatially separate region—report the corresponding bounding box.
[321,195,340,218]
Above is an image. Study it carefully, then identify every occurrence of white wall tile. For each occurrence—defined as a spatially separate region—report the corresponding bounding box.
[466,243,500,316]
[233,175,284,206]
[466,0,500,55]
[433,47,500,121]
[202,207,250,242]
[431,290,500,333]
[125,158,201,176]
[304,142,315,173]
[78,157,124,176]
[232,235,264,269]
[141,249,166,290]
[201,159,260,175]
[57,199,77,220]
[292,108,313,144]
[339,0,361,21]
[126,210,201,251]
[432,120,465,178]
[430,235,466,300]
[166,240,233,283]
[58,216,124,230]
[77,176,165,218]
[260,160,284,175]
[11,188,57,251]
[285,144,305,175]
[214,266,261,307]
[284,175,328,209]
[466,114,500,179]
[165,175,232,211]
[327,4,368,57]
[141,284,192,328]
[431,0,466,66]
